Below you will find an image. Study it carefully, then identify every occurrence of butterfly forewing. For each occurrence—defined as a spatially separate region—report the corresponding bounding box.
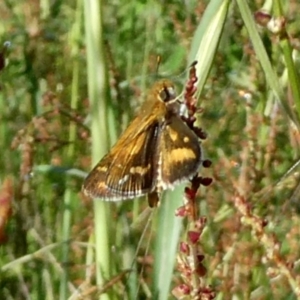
[83,117,161,200]
[158,115,201,189]
[106,122,160,198]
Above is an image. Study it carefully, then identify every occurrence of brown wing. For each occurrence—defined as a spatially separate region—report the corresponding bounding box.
[82,119,161,200]
[157,116,201,190]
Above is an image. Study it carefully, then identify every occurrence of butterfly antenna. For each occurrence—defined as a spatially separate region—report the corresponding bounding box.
[155,55,162,76]
[169,60,198,83]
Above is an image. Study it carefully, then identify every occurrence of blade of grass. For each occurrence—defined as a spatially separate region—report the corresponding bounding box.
[59,0,82,298]
[152,2,230,298]
[273,0,300,122]
[152,187,183,300]
[84,0,115,299]
[188,0,230,99]
[236,0,300,127]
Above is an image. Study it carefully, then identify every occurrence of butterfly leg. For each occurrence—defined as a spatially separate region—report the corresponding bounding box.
[147,191,160,207]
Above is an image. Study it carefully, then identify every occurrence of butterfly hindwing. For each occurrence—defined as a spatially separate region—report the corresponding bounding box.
[159,115,201,188]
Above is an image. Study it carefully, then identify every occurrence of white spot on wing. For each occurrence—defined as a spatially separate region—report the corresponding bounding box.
[118,174,129,185]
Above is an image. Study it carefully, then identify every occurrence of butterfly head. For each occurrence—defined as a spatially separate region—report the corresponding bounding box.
[154,80,177,103]
[150,79,177,104]
[150,80,183,115]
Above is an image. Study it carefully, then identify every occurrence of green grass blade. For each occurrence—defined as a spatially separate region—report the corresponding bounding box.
[59,0,82,298]
[84,0,115,299]
[188,0,230,98]
[152,2,230,298]
[153,187,183,299]
[236,0,299,127]
[273,0,300,122]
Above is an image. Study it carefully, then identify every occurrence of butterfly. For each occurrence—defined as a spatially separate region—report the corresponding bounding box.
[82,80,202,207]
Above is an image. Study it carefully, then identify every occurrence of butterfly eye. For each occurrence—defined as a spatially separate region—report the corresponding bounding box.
[159,86,176,103]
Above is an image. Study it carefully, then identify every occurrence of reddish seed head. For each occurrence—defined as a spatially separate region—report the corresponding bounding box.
[262,219,268,227]
[202,159,212,168]
[196,263,207,277]
[179,284,191,295]
[180,242,190,254]
[191,76,197,83]
[192,127,207,139]
[172,284,191,298]
[185,187,197,200]
[195,217,207,229]
[254,10,272,27]
[186,82,194,90]
[197,254,205,263]
[175,206,188,217]
[200,177,213,186]
[188,230,200,244]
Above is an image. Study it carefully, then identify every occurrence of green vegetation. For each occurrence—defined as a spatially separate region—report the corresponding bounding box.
[0,0,300,299]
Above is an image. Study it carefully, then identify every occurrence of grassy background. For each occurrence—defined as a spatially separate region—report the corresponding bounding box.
[1,0,300,299]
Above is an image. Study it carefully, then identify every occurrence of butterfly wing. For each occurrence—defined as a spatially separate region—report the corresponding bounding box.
[158,116,202,190]
[82,118,161,200]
